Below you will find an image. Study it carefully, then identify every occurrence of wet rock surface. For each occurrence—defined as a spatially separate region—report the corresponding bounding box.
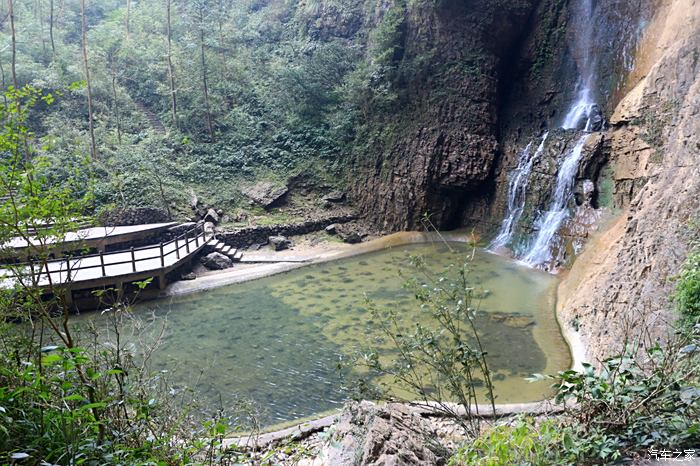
[352,0,537,231]
[559,3,700,363]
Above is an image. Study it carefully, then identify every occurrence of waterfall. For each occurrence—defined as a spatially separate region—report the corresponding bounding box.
[561,0,601,132]
[489,132,549,251]
[521,135,587,267]
[490,0,602,268]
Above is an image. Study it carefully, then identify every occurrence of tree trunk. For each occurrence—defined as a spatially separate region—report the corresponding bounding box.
[8,0,18,89]
[198,8,214,141]
[49,0,56,56]
[110,61,122,144]
[165,0,178,130]
[0,61,8,108]
[37,0,48,58]
[217,0,229,75]
[80,0,97,160]
[125,0,130,39]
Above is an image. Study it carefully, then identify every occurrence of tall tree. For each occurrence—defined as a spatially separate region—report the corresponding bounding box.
[194,0,214,141]
[125,0,130,39]
[165,0,178,130]
[8,0,18,89]
[80,0,97,160]
[49,0,55,56]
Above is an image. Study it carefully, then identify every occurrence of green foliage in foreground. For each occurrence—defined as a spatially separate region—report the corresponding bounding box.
[675,247,700,324]
[451,324,700,465]
[448,417,565,466]
[354,250,496,439]
[0,88,243,465]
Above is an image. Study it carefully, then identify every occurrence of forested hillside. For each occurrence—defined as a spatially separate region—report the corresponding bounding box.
[1,0,383,217]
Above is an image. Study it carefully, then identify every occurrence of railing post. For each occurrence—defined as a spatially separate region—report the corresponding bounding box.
[66,256,71,282]
[175,237,180,259]
[99,251,106,277]
[160,242,165,267]
[195,229,200,247]
[131,247,136,272]
[185,231,190,254]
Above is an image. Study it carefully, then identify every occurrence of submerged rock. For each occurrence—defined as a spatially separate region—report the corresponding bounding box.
[490,312,536,328]
[200,252,233,270]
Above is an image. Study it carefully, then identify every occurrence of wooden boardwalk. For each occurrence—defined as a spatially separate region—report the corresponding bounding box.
[4,222,179,254]
[0,223,212,299]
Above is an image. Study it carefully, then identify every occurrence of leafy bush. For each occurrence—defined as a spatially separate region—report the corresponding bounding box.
[354,250,496,438]
[674,247,700,323]
[450,324,700,466]
[449,417,567,466]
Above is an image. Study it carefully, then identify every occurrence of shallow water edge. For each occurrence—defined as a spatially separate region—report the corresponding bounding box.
[162,230,584,432]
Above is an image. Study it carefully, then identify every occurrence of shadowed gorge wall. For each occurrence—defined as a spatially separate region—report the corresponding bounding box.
[349,0,536,231]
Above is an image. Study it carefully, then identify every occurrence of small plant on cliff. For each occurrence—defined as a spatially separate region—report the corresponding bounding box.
[353,252,496,438]
[674,246,700,325]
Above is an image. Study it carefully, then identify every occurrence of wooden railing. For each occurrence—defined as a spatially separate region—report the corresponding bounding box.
[2,223,211,282]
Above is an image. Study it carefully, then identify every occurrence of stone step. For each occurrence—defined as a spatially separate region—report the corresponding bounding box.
[232,250,243,262]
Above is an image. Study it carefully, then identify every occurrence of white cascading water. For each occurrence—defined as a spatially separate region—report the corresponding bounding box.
[521,135,587,266]
[561,0,598,132]
[489,132,549,251]
[518,0,599,268]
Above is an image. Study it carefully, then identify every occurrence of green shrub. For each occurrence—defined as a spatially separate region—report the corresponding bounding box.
[354,251,496,438]
[548,326,700,463]
[675,248,700,323]
[449,417,567,466]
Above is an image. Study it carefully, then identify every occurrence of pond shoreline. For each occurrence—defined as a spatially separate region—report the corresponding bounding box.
[165,230,586,442]
[165,231,473,297]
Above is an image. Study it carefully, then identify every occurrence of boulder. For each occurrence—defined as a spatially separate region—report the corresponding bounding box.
[204,208,220,224]
[181,272,196,281]
[203,221,216,235]
[587,104,605,131]
[325,224,338,235]
[269,235,292,251]
[323,401,447,466]
[323,190,346,203]
[339,231,362,244]
[242,182,289,209]
[200,252,233,270]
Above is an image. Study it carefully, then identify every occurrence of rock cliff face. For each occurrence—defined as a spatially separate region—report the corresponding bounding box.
[350,0,536,231]
[346,0,699,361]
[558,0,700,362]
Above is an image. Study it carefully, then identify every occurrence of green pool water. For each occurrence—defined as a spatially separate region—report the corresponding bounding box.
[74,241,570,427]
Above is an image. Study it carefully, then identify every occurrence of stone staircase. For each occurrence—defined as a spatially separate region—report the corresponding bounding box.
[210,239,243,262]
